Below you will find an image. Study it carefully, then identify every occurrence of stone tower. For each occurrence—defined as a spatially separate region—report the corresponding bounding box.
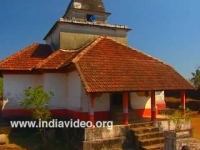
[44,0,131,50]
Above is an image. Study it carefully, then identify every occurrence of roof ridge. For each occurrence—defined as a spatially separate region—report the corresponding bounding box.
[59,49,80,52]
[32,44,53,70]
[57,52,78,69]
[72,36,105,91]
[105,37,174,69]
[0,43,39,65]
[57,40,96,68]
[36,49,59,69]
[72,36,105,63]
[37,38,98,69]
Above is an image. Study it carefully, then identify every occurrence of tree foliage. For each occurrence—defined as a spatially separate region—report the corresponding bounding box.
[20,86,54,143]
[191,67,200,88]
[0,78,3,99]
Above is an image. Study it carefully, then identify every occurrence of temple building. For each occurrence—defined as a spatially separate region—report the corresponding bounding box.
[0,0,194,125]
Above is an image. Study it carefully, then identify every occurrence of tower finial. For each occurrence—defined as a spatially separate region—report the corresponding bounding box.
[67,0,106,12]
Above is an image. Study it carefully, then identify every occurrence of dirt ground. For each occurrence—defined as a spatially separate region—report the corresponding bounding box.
[191,114,200,139]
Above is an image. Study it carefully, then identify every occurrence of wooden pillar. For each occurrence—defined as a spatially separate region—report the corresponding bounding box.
[89,94,95,126]
[181,90,186,114]
[151,91,156,122]
[123,92,129,125]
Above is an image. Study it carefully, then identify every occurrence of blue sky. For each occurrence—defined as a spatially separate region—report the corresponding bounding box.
[0,0,200,79]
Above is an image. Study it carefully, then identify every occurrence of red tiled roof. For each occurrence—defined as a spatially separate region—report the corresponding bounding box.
[72,36,194,92]
[36,50,79,69]
[0,36,194,92]
[0,43,80,71]
[0,43,52,70]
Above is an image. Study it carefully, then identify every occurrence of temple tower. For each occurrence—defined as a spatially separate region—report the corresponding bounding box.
[44,0,131,50]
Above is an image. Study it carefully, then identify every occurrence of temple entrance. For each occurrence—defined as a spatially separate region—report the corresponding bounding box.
[110,92,131,109]
[110,92,123,109]
[110,92,135,123]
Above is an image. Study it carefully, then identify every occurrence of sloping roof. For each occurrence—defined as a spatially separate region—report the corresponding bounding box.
[72,36,194,92]
[0,44,79,71]
[0,36,194,92]
[36,50,79,69]
[0,43,52,71]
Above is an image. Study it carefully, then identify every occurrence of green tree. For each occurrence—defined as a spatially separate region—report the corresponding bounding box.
[20,86,54,143]
[0,78,3,99]
[191,67,200,88]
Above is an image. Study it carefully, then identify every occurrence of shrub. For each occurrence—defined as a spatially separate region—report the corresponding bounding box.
[168,108,191,132]
[20,86,54,143]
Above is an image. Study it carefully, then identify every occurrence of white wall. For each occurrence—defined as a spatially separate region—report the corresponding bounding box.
[3,71,85,112]
[3,71,83,111]
[45,23,128,50]
[43,73,68,109]
[4,73,165,113]
[3,74,42,109]
[43,71,83,111]
[58,23,127,37]
[130,91,165,109]
[43,71,110,112]
[80,84,89,112]
[130,92,152,109]
[66,71,82,111]
[46,26,61,50]
[155,91,165,104]
[81,85,110,112]
[94,93,110,111]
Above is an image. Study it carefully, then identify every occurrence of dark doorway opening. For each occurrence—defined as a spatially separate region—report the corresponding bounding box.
[110,92,123,109]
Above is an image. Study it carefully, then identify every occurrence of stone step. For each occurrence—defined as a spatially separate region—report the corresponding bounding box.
[111,111,137,122]
[130,122,155,129]
[158,108,175,115]
[113,116,137,122]
[111,112,136,117]
[142,143,165,150]
[131,126,159,134]
[111,113,137,118]
[111,110,136,115]
[139,137,165,147]
[135,131,164,140]
[83,136,126,150]
[129,122,164,150]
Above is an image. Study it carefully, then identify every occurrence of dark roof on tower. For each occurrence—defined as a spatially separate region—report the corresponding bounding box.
[67,0,106,13]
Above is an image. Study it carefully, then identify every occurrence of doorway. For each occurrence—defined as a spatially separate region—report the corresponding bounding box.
[110,92,123,109]
[110,92,131,109]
